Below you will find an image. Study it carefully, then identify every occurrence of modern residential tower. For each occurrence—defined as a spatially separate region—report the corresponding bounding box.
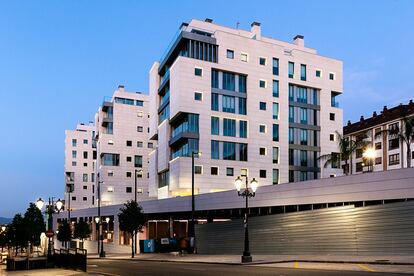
[149,19,343,199]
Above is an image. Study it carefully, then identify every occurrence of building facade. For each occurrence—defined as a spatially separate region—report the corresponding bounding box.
[64,123,97,210]
[343,100,414,174]
[149,19,343,199]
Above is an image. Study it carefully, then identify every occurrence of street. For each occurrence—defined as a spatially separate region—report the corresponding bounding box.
[85,259,406,276]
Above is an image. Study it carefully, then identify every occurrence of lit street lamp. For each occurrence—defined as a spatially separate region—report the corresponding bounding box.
[96,171,105,258]
[189,151,201,253]
[363,147,376,172]
[234,176,259,263]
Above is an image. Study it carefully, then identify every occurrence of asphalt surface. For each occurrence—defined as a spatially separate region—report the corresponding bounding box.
[86,259,405,276]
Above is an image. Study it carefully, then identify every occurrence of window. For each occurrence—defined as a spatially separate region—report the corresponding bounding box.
[108,140,114,145]
[211,140,219,160]
[300,108,308,124]
[300,172,308,181]
[259,57,266,65]
[108,171,114,177]
[389,153,400,165]
[137,126,143,132]
[356,162,363,172]
[300,150,308,166]
[300,129,308,145]
[375,142,382,150]
[239,143,248,161]
[136,100,144,106]
[211,117,219,135]
[272,80,279,97]
[211,93,219,111]
[101,154,120,166]
[194,165,203,174]
[300,64,306,81]
[211,69,219,88]
[239,120,247,138]
[194,68,202,76]
[126,172,132,178]
[375,157,382,165]
[272,103,279,120]
[241,53,248,62]
[289,106,294,123]
[313,89,318,105]
[375,127,382,136]
[223,119,236,137]
[239,98,247,115]
[316,70,321,77]
[226,167,234,176]
[356,148,363,159]
[83,186,87,190]
[259,80,266,88]
[273,124,279,142]
[226,49,234,59]
[72,161,76,166]
[259,124,266,133]
[72,139,77,147]
[288,62,294,78]
[330,113,335,121]
[91,173,95,182]
[137,141,143,147]
[298,87,307,103]
[389,138,399,150]
[134,155,142,168]
[137,111,143,117]
[83,162,87,167]
[330,134,335,141]
[137,188,143,194]
[289,128,294,144]
[259,170,266,178]
[72,197,76,201]
[72,150,77,159]
[272,147,279,164]
[329,73,335,80]
[260,147,266,156]
[241,168,248,177]
[211,167,219,175]
[272,169,279,185]
[194,92,203,101]
[83,139,88,144]
[223,72,235,91]
[272,58,279,75]
[83,174,88,182]
[148,142,154,148]
[222,95,235,113]
[126,187,132,193]
[259,102,267,110]
[239,75,247,93]
[289,149,294,166]
[126,140,132,147]
[223,142,236,160]
[289,170,294,182]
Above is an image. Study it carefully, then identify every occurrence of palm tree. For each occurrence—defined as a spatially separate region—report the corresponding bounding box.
[375,116,414,168]
[319,131,367,175]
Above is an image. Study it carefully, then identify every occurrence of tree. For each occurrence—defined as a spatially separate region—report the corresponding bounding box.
[375,116,414,168]
[319,131,368,175]
[23,203,45,249]
[57,221,72,249]
[118,201,146,258]
[74,220,91,244]
[8,214,27,255]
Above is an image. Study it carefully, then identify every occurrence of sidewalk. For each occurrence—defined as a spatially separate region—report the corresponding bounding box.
[88,252,414,266]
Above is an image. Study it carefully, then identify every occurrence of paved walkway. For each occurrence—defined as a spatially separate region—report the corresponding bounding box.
[88,252,414,265]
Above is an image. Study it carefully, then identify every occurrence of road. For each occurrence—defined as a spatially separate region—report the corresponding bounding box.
[86,259,404,276]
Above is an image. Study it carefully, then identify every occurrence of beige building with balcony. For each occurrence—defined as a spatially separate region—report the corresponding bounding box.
[149,19,343,199]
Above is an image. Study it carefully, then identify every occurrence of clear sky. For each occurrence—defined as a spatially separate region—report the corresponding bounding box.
[0,0,413,217]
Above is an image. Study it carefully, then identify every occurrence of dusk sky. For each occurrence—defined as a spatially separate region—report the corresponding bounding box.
[0,0,413,217]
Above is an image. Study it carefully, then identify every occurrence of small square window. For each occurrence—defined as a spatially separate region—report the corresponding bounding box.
[126,140,132,147]
[329,73,335,80]
[72,161,77,166]
[148,142,154,148]
[108,171,114,177]
[108,140,114,145]
[83,197,87,201]
[195,68,203,76]
[83,163,87,167]
[83,139,88,144]
[194,92,203,101]
[137,111,144,117]
[227,49,234,59]
[137,126,143,132]
[259,102,267,110]
[194,165,203,174]
[137,188,143,193]
[259,80,266,88]
[137,141,143,147]
[126,156,132,162]
[72,196,76,201]
[259,57,266,65]
[260,147,266,156]
[259,125,266,133]
[126,187,132,193]
[316,70,321,77]
[136,100,144,106]
[226,167,234,176]
[241,53,248,62]
[211,167,219,175]
[260,170,267,178]
[375,142,382,150]
[240,168,248,177]
[330,134,335,141]
[126,172,132,178]
[107,186,114,192]
[330,113,335,121]
[83,185,87,190]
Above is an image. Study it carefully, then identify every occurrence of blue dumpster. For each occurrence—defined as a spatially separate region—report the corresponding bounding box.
[143,239,155,253]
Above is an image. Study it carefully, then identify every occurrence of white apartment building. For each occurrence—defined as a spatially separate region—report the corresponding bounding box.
[149,19,343,199]
[95,86,155,206]
[343,100,414,174]
[64,123,97,210]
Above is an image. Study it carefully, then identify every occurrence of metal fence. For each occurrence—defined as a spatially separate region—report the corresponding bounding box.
[195,201,414,255]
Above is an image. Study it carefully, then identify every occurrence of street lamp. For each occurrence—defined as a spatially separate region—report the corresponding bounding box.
[36,198,45,210]
[105,217,110,243]
[134,169,142,254]
[189,151,201,253]
[96,172,105,258]
[363,147,376,172]
[1,226,6,232]
[234,176,259,263]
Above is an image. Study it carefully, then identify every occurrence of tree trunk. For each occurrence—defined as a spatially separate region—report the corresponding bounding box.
[344,159,349,175]
[131,232,134,258]
[407,144,412,168]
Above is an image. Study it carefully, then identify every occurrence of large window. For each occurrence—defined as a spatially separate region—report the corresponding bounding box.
[171,139,199,159]
[272,169,279,185]
[239,143,248,161]
[300,129,308,145]
[389,153,400,165]
[300,150,308,166]
[272,103,279,120]
[211,117,219,135]
[223,142,236,160]
[211,140,219,159]
[272,80,279,97]
[273,124,279,142]
[300,64,307,81]
[239,120,247,138]
[272,58,279,75]
[288,62,294,78]
[389,137,399,150]
[239,75,247,93]
[222,72,235,91]
[298,87,307,103]
[158,171,169,188]
[223,119,236,137]
[212,141,247,161]
[300,108,308,124]
[134,155,142,168]
[171,114,199,138]
[272,147,279,164]
[101,153,120,166]
[289,106,295,123]
[239,98,247,115]
[211,93,219,111]
[211,69,219,88]
[222,95,235,113]
[289,128,294,144]
[289,84,294,101]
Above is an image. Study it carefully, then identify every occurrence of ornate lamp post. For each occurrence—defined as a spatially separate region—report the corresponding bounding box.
[234,176,259,263]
